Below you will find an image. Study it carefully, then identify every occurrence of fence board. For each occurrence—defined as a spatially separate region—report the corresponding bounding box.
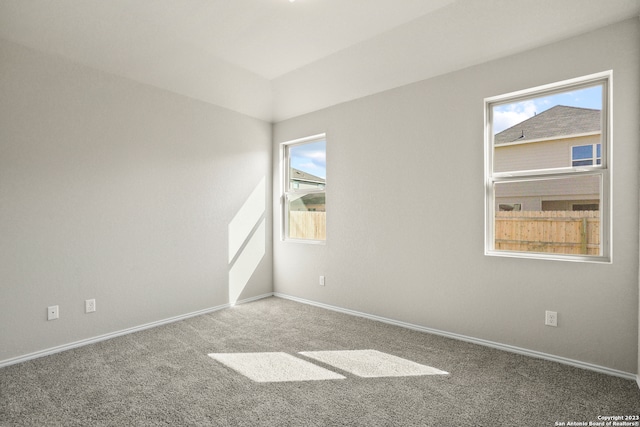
[289,211,326,240]
[495,211,599,255]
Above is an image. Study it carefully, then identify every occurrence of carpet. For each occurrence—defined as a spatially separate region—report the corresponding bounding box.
[1,297,638,426]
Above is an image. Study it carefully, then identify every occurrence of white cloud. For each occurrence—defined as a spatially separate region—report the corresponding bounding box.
[305,150,326,167]
[493,100,537,134]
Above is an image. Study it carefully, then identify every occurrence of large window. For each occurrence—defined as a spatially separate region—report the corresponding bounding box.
[485,72,611,262]
[282,134,326,243]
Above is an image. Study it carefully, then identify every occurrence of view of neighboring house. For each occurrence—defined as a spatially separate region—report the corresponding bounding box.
[289,168,326,212]
[494,105,602,212]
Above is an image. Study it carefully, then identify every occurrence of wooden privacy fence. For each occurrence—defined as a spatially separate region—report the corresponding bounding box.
[289,211,326,240]
[495,210,600,255]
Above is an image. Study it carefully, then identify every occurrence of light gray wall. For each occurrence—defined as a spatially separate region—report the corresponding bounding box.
[0,38,273,363]
[273,19,639,373]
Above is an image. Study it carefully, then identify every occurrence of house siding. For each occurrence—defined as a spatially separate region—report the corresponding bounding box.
[494,134,600,173]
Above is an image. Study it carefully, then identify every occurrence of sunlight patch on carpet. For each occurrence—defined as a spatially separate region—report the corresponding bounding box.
[208,352,346,382]
[299,349,449,378]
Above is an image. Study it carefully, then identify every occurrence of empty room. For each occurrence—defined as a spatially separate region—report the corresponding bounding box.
[1,0,640,425]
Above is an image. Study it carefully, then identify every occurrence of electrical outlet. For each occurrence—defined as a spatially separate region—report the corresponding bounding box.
[47,305,59,321]
[85,299,96,313]
[319,275,325,286]
[545,310,558,327]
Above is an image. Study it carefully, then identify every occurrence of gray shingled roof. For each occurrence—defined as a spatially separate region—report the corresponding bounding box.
[494,105,601,144]
[291,168,325,184]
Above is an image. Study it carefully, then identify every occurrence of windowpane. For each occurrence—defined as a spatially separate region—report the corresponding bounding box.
[288,140,326,191]
[288,193,325,213]
[572,145,593,160]
[494,175,601,256]
[492,85,602,174]
[287,193,326,241]
[283,136,326,242]
[572,160,593,167]
[499,203,522,212]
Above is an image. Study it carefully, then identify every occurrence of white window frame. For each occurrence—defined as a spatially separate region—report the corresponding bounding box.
[281,133,327,244]
[485,71,612,263]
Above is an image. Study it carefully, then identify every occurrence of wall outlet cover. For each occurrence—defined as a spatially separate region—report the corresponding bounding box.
[85,299,96,313]
[545,310,558,327]
[47,305,59,321]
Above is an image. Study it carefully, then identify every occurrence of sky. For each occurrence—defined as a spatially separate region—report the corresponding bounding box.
[289,139,326,179]
[492,85,602,134]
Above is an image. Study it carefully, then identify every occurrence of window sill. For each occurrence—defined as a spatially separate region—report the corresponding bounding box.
[283,238,326,245]
[485,249,611,264]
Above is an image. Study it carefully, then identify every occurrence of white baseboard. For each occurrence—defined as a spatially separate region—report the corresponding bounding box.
[4,291,637,388]
[0,292,274,369]
[274,292,638,383]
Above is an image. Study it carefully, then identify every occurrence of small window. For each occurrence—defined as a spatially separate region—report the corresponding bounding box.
[499,203,522,212]
[572,203,599,211]
[282,134,326,243]
[572,144,601,166]
[485,72,611,262]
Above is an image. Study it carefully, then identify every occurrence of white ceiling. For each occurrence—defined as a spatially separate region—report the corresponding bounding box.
[1,0,639,122]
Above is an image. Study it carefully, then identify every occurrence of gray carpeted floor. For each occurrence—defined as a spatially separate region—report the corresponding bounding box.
[1,297,639,426]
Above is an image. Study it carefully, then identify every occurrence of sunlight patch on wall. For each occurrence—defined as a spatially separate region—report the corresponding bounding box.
[228,177,265,263]
[229,218,265,305]
[228,177,266,305]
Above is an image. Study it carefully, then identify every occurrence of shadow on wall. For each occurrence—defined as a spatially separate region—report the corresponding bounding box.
[228,177,266,305]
